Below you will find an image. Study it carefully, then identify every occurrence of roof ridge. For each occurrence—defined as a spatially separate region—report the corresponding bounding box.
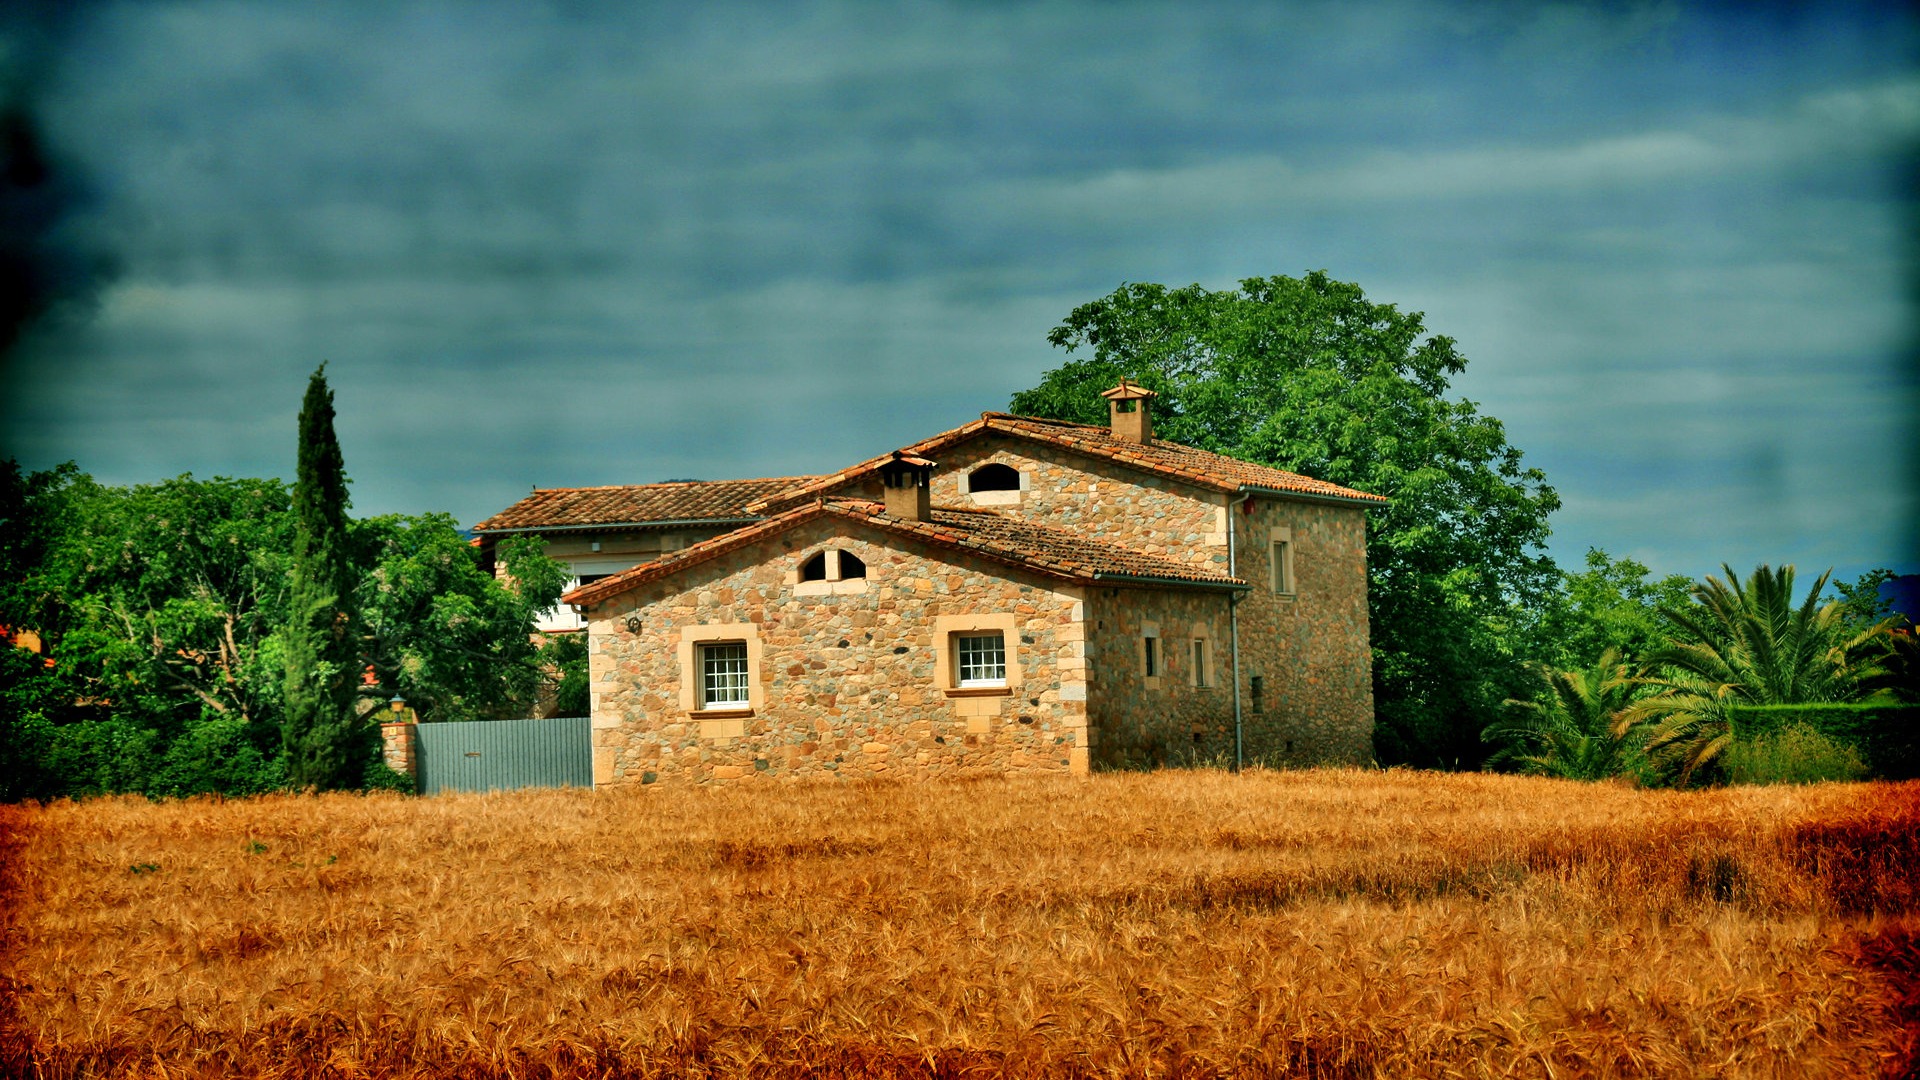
[530,474,819,494]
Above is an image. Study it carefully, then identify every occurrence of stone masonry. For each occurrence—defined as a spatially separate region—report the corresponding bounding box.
[587,516,1093,787]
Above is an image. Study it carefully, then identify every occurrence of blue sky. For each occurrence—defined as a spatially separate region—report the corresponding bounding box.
[1,0,1914,584]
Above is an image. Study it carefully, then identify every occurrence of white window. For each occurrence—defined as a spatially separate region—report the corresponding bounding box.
[956,633,1007,687]
[700,642,750,707]
[1191,638,1209,687]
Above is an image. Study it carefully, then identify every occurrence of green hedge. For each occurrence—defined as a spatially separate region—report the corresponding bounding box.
[1727,703,1920,780]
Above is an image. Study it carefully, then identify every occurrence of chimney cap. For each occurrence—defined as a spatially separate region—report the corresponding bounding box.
[1100,379,1157,402]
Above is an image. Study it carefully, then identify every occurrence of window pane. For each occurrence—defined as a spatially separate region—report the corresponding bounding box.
[1144,635,1157,677]
[956,633,1006,686]
[1192,639,1206,686]
[701,642,749,706]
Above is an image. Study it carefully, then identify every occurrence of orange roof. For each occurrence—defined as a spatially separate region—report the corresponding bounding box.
[563,499,1246,608]
[750,413,1386,514]
[473,476,818,533]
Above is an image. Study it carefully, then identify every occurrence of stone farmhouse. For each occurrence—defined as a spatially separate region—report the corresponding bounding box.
[475,384,1386,786]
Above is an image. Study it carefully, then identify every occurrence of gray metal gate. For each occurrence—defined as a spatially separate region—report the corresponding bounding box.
[415,716,592,795]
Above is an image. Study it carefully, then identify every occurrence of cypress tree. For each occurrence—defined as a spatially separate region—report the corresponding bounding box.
[282,363,365,789]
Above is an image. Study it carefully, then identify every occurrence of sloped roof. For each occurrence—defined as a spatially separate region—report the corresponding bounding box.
[562,499,1246,608]
[473,476,818,534]
[750,413,1386,513]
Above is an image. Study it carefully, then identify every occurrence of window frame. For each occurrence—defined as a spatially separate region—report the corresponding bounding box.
[934,613,1021,696]
[966,462,1023,493]
[1190,638,1210,687]
[677,622,763,719]
[954,632,1008,688]
[698,641,750,707]
[1270,526,1295,596]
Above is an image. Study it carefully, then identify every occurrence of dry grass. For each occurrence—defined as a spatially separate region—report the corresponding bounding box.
[2,769,1917,1078]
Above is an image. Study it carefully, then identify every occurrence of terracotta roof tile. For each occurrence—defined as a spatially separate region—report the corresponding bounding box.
[563,499,1245,607]
[473,476,818,533]
[750,413,1385,513]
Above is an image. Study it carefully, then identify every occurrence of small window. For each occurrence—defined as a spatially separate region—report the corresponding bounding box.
[1143,635,1158,677]
[800,552,828,582]
[1250,675,1264,715]
[1271,540,1293,594]
[967,463,1021,493]
[956,633,1007,687]
[839,551,866,579]
[576,574,611,586]
[1191,639,1209,687]
[700,642,750,707]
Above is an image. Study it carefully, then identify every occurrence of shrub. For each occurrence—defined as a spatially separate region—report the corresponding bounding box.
[150,716,287,797]
[42,718,161,797]
[1727,703,1920,780]
[1722,723,1869,786]
[362,760,415,794]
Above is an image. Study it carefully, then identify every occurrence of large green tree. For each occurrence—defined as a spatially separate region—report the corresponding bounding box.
[5,470,294,797]
[1519,548,1695,673]
[282,365,364,789]
[355,520,570,723]
[1011,273,1561,765]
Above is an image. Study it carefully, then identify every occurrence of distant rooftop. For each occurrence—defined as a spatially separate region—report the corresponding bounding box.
[473,476,818,533]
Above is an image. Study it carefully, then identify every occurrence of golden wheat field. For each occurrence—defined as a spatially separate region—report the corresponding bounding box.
[2,770,1917,1079]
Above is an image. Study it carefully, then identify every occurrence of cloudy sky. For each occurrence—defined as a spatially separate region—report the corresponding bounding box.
[2,1,1914,583]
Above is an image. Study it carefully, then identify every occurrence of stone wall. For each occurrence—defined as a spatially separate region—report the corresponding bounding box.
[833,434,1233,572]
[1082,587,1236,769]
[584,516,1091,787]
[1080,496,1373,769]
[1232,496,1375,765]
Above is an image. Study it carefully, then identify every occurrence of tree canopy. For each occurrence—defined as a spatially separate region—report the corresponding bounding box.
[1011,272,1562,765]
[0,458,572,800]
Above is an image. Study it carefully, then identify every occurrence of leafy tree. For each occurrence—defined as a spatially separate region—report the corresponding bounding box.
[1012,273,1561,766]
[1482,648,1639,780]
[282,365,365,790]
[356,520,569,722]
[3,469,294,797]
[1521,548,1695,673]
[540,631,590,718]
[1621,564,1897,783]
[0,459,88,799]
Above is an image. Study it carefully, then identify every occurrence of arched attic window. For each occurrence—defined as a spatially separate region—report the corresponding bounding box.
[800,551,829,582]
[968,463,1021,493]
[839,551,866,578]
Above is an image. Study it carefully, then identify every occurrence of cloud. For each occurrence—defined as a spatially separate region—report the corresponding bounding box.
[976,76,1920,229]
[1,0,1913,580]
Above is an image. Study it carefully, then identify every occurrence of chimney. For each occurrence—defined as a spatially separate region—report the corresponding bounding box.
[1101,379,1156,443]
[877,452,936,521]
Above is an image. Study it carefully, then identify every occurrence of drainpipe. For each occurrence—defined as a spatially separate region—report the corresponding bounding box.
[1227,492,1251,773]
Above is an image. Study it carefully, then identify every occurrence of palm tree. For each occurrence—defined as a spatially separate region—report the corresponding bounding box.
[1484,648,1639,780]
[1619,564,1895,783]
